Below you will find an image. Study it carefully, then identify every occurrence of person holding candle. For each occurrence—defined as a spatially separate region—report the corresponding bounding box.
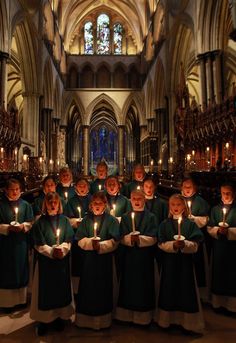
[115,189,158,325]
[181,177,210,301]
[30,192,74,336]
[121,163,146,199]
[64,177,91,294]
[90,161,108,194]
[74,192,120,330]
[105,176,131,220]
[0,178,33,312]
[33,175,66,219]
[207,183,236,314]
[154,194,204,334]
[56,167,76,200]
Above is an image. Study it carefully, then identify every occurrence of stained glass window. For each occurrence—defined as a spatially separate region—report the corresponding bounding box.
[84,21,94,54]
[114,23,123,54]
[97,14,110,54]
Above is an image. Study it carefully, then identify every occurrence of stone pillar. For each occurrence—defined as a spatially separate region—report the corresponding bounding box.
[118,125,125,175]
[22,92,41,155]
[82,125,89,175]
[198,54,207,106]
[213,50,223,103]
[40,107,53,159]
[205,52,214,102]
[0,52,9,109]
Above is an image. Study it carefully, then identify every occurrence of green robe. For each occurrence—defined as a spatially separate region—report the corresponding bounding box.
[89,178,106,194]
[145,196,168,225]
[75,213,120,316]
[64,193,91,278]
[208,202,236,297]
[33,191,67,216]
[158,218,203,313]
[121,180,143,199]
[117,209,158,311]
[31,214,74,310]
[0,195,33,289]
[56,183,76,200]
[183,194,210,288]
[106,193,131,217]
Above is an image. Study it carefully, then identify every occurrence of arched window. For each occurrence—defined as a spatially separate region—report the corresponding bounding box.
[97,14,110,54]
[113,23,123,54]
[84,21,94,54]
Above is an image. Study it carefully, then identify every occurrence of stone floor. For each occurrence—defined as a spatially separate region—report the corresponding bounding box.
[0,305,236,343]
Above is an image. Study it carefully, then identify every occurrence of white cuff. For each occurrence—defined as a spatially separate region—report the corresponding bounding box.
[158,241,177,253]
[181,240,198,253]
[121,234,132,247]
[69,217,79,228]
[207,226,219,239]
[36,244,54,258]
[0,224,9,235]
[193,216,208,228]
[98,239,118,254]
[78,237,94,250]
[59,242,71,256]
[23,222,32,232]
[227,227,236,240]
[139,235,157,247]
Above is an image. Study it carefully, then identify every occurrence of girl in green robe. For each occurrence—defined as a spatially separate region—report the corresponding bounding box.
[121,163,146,199]
[75,192,120,330]
[155,194,204,333]
[115,189,158,325]
[207,183,236,313]
[30,192,74,336]
[90,161,108,194]
[0,178,33,311]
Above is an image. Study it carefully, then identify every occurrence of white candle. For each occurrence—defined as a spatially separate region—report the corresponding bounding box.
[178,217,182,239]
[0,147,4,159]
[150,159,154,173]
[131,212,135,232]
[187,200,192,216]
[64,191,68,200]
[222,207,227,226]
[77,206,82,219]
[98,184,102,191]
[94,222,98,238]
[56,228,60,246]
[111,204,116,216]
[15,207,19,223]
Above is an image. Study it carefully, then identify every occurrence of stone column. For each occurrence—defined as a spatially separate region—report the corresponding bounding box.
[22,92,41,155]
[206,52,214,102]
[82,125,89,175]
[118,125,125,175]
[40,107,53,159]
[198,53,207,106]
[213,50,223,103]
[0,52,9,109]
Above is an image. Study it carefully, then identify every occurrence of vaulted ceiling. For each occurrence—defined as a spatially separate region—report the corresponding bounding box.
[51,0,159,53]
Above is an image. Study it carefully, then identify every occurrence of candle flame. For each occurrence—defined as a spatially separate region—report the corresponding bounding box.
[178,217,182,225]
[65,191,68,199]
[56,228,60,238]
[15,207,19,214]
[98,185,102,191]
[113,204,116,211]
[223,207,227,215]
[131,212,135,219]
[187,201,191,209]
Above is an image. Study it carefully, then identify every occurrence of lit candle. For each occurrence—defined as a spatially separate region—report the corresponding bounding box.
[158,159,162,173]
[64,191,68,200]
[187,154,191,162]
[137,185,140,190]
[150,159,154,173]
[39,156,43,164]
[94,222,98,238]
[192,150,195,157]
[111,204,116,216]
[131,212,135,232]
[56,228,60,246]
[49,159,54,172]
[98,184,102,191]
[222,207,227,226]
[77,206,82,220]
[15,207,19,223]
[0,147,4,159]
[187,200,192,216]
[178,216,182,239]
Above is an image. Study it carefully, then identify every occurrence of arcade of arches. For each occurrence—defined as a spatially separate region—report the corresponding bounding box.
[0,0,236,180]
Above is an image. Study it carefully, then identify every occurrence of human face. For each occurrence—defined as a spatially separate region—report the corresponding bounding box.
[182,180,195,197]
[46,198,59,215]
[44,179,56,194]
[134,167,144,181]
[169,198,185,216]
[76,181,89,196]
[106,178,119,195]
[60,171,72,184]
[131,193,145,211]
[91,199,106,215]
[96,166,107,179]
[143,180,155,197]
[221,186,234,204]
[6,183,21,201]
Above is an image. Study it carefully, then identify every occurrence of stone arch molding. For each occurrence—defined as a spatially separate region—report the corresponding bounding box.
[62,92,85,126]
[122,92,145,126]
[85,93,121,125]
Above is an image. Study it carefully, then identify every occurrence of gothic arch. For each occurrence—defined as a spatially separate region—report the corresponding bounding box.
[122,92,145,126]
[62,92,85,125]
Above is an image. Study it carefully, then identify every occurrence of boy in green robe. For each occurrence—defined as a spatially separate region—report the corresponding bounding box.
[90,161,108,194]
